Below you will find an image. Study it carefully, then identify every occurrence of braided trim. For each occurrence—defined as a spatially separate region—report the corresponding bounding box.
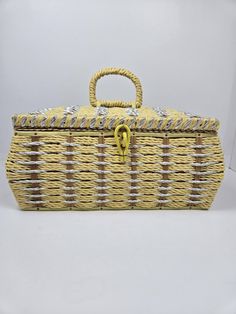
[13,107,220,132]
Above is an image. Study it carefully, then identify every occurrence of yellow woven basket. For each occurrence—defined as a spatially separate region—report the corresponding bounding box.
[6,68,224,210]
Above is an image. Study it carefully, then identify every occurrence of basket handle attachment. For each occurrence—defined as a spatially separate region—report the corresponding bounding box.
[89,67,143,108]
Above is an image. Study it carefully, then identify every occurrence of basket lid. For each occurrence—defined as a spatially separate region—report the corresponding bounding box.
[12,68,219,132]
[12,104,219,132]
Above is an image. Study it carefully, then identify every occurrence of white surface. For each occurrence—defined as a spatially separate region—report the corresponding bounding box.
[1,0,236,164]
[0,164,236,314]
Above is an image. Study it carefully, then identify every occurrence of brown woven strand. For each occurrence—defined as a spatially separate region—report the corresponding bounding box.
[189,134,203,208]
[130,133,137,208]
[65,134,75,208]
[30,135,42,209]
[97,133,106,209]
[158,134,170,208]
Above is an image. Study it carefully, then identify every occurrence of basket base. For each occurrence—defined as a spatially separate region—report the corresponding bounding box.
[20,206,209,211]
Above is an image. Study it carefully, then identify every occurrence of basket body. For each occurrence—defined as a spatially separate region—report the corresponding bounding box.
[6,68,225,210]
[6,130,224,210]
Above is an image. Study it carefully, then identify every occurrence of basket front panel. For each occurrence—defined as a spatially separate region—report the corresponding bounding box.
[6,131,224,210]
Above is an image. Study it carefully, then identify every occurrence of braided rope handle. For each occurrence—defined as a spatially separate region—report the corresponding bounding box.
[89,67,143,108]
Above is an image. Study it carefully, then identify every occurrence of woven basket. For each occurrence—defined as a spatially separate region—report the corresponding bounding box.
[6,68,224,210]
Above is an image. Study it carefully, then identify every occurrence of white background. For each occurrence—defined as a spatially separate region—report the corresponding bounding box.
[0,0,236,164]
[1,1,236,314]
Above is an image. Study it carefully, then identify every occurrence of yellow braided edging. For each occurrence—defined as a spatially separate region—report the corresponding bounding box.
[12,106,220,132]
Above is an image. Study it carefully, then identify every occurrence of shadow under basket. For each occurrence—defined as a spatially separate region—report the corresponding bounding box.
[6,68,225,210]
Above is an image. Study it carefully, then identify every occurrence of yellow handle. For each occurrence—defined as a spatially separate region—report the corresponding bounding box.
[89,67,143,108]
[114,124,131,162]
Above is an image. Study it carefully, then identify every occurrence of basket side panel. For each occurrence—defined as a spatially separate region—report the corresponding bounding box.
[6,132,224,210]
[133,134,224,209]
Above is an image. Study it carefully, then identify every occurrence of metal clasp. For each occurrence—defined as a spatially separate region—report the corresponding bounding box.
[114,124,131,163]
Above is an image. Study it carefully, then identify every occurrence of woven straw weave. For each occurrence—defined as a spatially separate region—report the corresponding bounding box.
[6,68,224,210]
